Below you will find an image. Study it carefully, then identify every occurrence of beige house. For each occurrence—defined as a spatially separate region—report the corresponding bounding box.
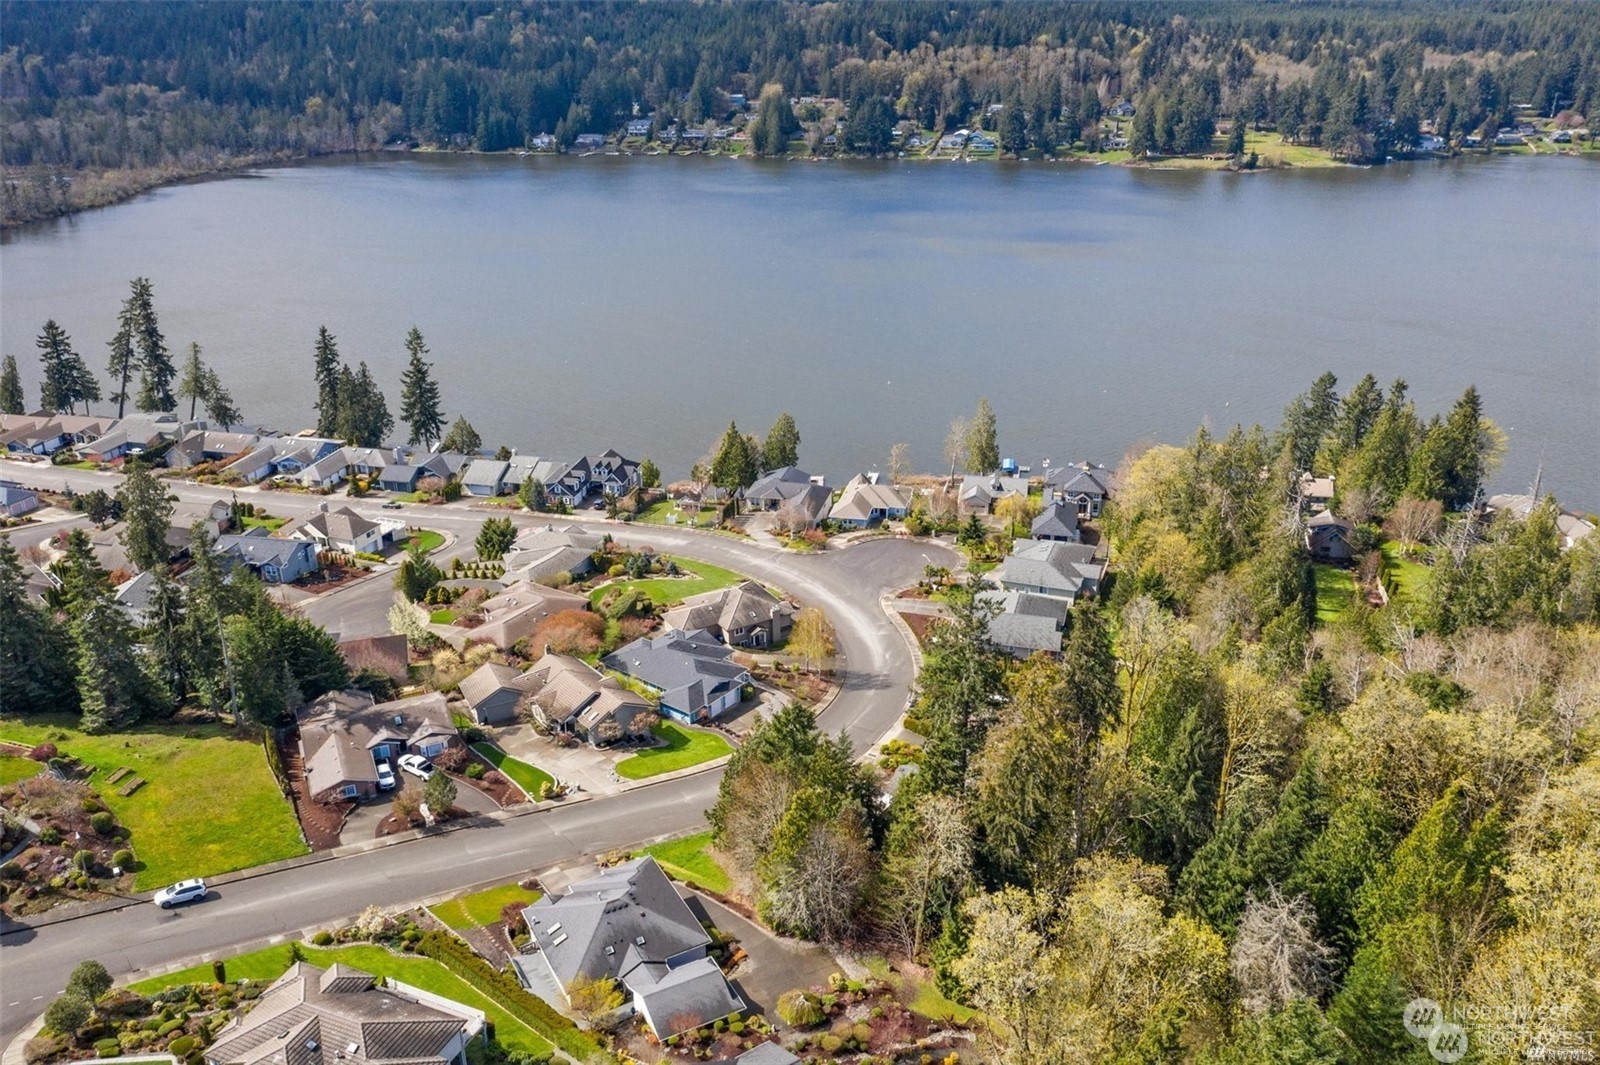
[298,690,459,802]
[467,580,589,650]
[517,653,654,746]
[661,581,793,648]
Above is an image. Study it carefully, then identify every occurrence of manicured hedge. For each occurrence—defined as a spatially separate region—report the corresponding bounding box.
[415,933,607,1062]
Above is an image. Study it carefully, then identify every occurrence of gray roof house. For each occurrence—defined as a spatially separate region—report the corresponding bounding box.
[603,629,751,723]
[1305,510,1355,564]
[459,458,510,496]
[78,412,190,461]
[989,540,1106,604]
[513,653,654,745]
[467,580,591,651]
[745,466,820,509]
[1030,500,1082,543]
[281,504,390,556]
[979,589,1070,658]
[221,435,343,484]
[661,581,793,648]
[298,690,459,802]
[736,1043,802,1065]
[1045,461,1115,517]
[827,474,914,528]
[959,474,1029,515]
[0,482,40,518]
[502,525,604,585]
[215,530,319,584]
[112,571,160,626]
[517,857,744,1039]
[205,961,483,1065]
[458,662,535,728]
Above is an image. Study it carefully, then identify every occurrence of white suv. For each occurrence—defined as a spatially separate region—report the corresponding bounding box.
[153,878,208,909]
[375,761,397,791]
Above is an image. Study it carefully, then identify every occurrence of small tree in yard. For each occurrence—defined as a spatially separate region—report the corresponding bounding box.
[424,771,457,814]
[476,516,515,560]
[392,784,423,824]
[44,992,90,1039]
[788,608,836,673]
[566,975,625,1025]
[66,960,112,1001]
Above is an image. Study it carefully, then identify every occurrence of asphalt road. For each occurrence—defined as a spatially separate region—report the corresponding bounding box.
[0,468,955,1037]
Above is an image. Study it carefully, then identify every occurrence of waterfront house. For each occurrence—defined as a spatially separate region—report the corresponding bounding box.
[1044,461,1115,517]
[959,473,1028,515]
[603,629,751,723]
[222,435,343,484]
[586,449,642,496]
[990,540,1106,604]
[1030,500,1082,543]
[460,458,510,496]
[828,474,914,527]
[1299,474,1336,513]
[516,857,745,1039]
[78,412,189,462]
[574,133,606,151]
[0,415,72,456]
[626,118,653,137]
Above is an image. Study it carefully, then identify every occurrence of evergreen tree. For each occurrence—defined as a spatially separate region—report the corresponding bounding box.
[116,462,175,573]
[60,529,169,731]
[177,342,206,420]
[201,367,241,428]
[638,456,660,489]
[1278,371,1339,472]
[398,327,445,447]
[334,361,393,446]
[142,568,191,701]
[998,91,1029,154]
[106,296,139,418]
[439,415,481,453]
[1228,115,1247,156]
[0,353,23,414]
[0,536,77,715]
[711,420,757,494]
[39,319,99,414]
[964,397,1000,473]
[312,326,344,437]
[128,278,175,412]
[762,412,801,471]
[750,83,799,156]
[1130,98,1159,156]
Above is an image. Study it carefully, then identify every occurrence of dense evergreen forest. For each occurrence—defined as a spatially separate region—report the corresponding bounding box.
[710,375,1600,1064]
[3,0,1598,223]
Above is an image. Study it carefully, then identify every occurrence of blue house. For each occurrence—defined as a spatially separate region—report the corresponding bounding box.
[215,531,318,583]
[603,629,751,723]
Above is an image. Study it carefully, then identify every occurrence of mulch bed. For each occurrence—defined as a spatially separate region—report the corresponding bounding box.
[898,611,940,649]
[457,750,526,806]
[278,734,350,851]
[295,565,370,595]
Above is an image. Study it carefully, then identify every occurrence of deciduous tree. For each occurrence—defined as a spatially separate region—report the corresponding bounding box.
[787,607,835,672]
[964,397,999,473]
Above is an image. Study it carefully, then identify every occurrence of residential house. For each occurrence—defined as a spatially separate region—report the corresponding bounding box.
[338,635,410,684]
[573,133,606,151]
[586,449,642,496]
[78,412,190,462]
[501,525,604,586]
[1044,461,1115,517]
[1305,510,1355,564]
[958,474,1029,516]
[625,119,653,137]
[378,464,424,493]
[164,428,268,470]
[171,498,233,540]
[990,539,1106,605]
[511,653,653,744]
[978,589,1069,658]
[460,458,510,497]
[467,580,591,651]
[503,454,542,493]
[458,663,533,727]
[1299,474,1336,513]
[1030,500,1081,543]
[214,530,319,583]
[744,467,830,527]
[290,446,404,490]
[1110,100,1136,118]
[0,415,71,456]
[222,435,343,484]
[1485,493,1596,552]
[112,571,160,626]
[515,857,744,1039]
[530,133,555,150]
[280,503,392,556]
[0,482,39,518]
[827,474,914,528]
[736,1044,802,1065]
[662,581,793,648]
[603,629,751,723]
[205,961,484,1065]
[298,690,460,802]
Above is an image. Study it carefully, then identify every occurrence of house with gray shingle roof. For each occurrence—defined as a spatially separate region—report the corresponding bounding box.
[467,580,590,651]
[205,961,483,1065]
[281,504,391,556]
[1044,461,1115,517]
[959,474,1028,515]
[298,690,459,802]
[1030,500,1081,543]
[459,458,510,496]
[603,629,751,723]
[510,653,653,745]
[736,1043,802,1065]
[989,540,1105,605]
[215,530,319,583]
[661,581,793,648]
[827,474,914,528]
[0,482,39,518]
[515,856,744,1039]
[978,588,1069,658]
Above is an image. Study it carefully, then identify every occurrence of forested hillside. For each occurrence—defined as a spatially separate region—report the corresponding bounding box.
[710,375,1600,1063]
[4,0,1598,222]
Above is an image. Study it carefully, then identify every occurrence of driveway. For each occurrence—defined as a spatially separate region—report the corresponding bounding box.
[493,724,624,796]
[338,778,501,846]
[686,894,841,1022]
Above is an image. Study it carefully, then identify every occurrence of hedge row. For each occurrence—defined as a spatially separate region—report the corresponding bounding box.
[415,932,608,1062]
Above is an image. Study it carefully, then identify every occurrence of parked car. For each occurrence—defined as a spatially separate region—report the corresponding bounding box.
[590,500,606,510]
[382,500,403,510]
[398,753,434,780]
[153,878,208,909]
[375,761,397,791]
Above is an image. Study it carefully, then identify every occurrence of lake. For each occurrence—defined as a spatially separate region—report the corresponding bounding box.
[3,153,1596,508]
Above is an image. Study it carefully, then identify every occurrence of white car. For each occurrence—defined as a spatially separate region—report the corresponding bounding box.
[375,761,397,791]
[398,753,434,781]
[153,878,207,909]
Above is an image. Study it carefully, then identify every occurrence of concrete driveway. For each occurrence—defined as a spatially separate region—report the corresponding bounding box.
[339,777,501,845]
[686,894,841,1023]
[494,725,624,796]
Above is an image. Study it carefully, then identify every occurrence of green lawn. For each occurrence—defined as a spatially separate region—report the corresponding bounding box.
[638,831,731,895]
[0,754,44,785]
[635,499,718,528]
[587,556,748,610]
[429,882,542,931]
[130,942,554,1058]
[407,529,445,554]
[1312,564,1357,624]
[615,722,733,780]
[863,954,980,1024]
[429,608,457,624]
[239,514,287,531]
[0,716,307,890]
[1380,540,1431,606]
[471,742,553,798]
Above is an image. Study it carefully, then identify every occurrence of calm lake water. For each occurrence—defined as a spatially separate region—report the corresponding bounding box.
[3,153,1597,508]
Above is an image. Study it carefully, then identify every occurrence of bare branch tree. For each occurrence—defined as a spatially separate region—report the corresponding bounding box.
[1231,885,1336,1015]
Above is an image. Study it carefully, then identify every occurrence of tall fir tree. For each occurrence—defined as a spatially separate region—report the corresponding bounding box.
[439,414,481,453]
[177,342,207,420]
[711,421,757,495]
[107,297,139,417]
[201,367,241,428]
[0,536,77,715]
[129,278,175,411]
[116,462,175,573]
[39,319,99,414]
[0,353,24,414]
[59,529,169,732]
[312,326,344,437]
[762,412,801,471]
[335,361,393,446]
[398,327,445,447]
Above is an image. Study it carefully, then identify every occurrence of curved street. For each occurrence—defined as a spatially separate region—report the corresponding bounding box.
[0,468,956,1040]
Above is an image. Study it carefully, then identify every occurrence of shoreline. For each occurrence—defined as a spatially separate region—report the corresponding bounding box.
[4,138,1591,233]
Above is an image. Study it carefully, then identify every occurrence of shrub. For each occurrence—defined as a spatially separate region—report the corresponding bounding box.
[776,990,824,1029]
[28,743,58,762]
[39,825,62,845]
[94,1038,122,1057]
[90,811,117,836]
[819,1034,844,1053]
[168,1037,198,1057]
[67,960,113,1001]
[94,989,150,1019]
[112,849,135,870]
[459,725,485,744]
[312,930,334,946]
[44,993,91,1037]
[466,763,485,780]
[0,862,22,880]
[156,1019,185,1037]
